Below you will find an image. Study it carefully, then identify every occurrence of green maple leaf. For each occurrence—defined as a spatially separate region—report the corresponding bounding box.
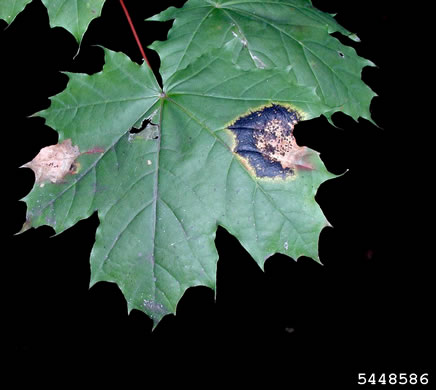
[22,48,334,323]
[18,1,375,326]
[148,0,376,122]
[1,0,105,44]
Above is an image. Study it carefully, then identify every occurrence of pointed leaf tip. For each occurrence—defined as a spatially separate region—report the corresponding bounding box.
[41,0,106,45]
[0,0,32,25]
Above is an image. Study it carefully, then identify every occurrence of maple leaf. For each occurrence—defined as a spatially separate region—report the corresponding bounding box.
[17,0,375,326]
[22,48,335,324]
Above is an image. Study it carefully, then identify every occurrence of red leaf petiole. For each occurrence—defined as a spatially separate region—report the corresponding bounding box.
[119,0,151,68]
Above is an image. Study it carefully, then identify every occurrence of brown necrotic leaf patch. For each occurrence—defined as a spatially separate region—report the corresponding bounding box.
[228,104,313,179]
[22,139,81,187]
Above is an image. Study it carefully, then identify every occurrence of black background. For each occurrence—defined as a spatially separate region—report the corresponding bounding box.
[1,0,432,386]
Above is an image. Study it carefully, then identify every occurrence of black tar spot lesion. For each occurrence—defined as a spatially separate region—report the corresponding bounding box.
[228,104,301,178]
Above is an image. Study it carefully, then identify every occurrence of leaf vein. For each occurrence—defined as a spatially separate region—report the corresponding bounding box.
[104,198,155,269]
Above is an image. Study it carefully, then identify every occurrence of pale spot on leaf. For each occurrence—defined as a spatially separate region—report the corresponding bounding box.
[22,139,80,187]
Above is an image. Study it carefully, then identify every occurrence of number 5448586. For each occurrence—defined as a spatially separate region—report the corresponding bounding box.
[358,373,429,385]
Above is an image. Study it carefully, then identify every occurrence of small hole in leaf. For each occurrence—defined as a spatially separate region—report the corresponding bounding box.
[129,119,149,135]
[128,119,160,141]
[338,51,345,58]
